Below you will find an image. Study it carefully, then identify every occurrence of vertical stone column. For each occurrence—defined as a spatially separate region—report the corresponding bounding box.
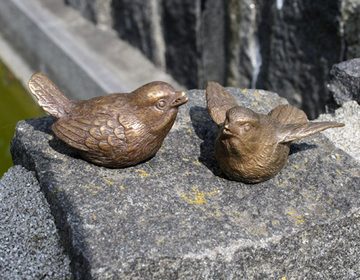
[161,0,201,88]
[257,0,343,119]
[162,0,227,88]
[111,0,166,69]
[225,0,263,89]
[198,0,226,87]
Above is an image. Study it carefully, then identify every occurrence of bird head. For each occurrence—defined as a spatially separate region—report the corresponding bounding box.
[131,81,188,131]
[219,106,262,157]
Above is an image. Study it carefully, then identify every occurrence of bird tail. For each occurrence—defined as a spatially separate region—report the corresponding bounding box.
[28,72,73,118]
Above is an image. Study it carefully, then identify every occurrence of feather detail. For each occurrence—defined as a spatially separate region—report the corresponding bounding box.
[52,115,127,154]
[28,73,73,118]
[269,104,308,125]
[277,121,345,143]
[206,81,238,125]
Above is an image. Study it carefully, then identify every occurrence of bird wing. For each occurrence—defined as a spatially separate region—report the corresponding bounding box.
[277,121,345,144]
[206,81,238,125]
[52,113,127,155]
[269,104,308,125]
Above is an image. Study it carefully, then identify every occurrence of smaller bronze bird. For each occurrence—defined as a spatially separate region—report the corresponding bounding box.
[28,73,187,168]
[206,82,345,183]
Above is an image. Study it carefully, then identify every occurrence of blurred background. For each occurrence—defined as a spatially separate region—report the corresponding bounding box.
[0,0,359,176]
[0,62,44,176]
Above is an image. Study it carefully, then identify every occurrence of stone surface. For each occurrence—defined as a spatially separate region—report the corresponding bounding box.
[0,166,72,280]
[328,58,360,105]
[11,89,360,279]
[318,101,360,162]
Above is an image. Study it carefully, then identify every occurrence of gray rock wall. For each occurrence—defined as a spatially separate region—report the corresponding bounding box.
[65,0,360,118]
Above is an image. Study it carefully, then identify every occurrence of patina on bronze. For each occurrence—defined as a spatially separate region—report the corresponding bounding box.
[28,73,187,167]
[206,81,345,183]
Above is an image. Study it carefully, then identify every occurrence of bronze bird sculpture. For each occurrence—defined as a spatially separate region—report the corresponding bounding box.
[28,73,187,167]
[206,82,345,183]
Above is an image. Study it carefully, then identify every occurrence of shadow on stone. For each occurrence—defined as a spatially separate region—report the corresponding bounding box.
[189,106,224,177]
[25,117,54,135]
[43,182,93,280]
[48,138,81,161]
[289,143,317,155]
[26,117,82,160]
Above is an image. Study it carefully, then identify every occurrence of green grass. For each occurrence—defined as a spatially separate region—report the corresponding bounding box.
[0,61,44,176]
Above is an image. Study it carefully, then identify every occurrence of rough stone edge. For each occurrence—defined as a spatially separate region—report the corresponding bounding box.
[0,165,73,280]
[10,121,92,279]
[0,0,181,100]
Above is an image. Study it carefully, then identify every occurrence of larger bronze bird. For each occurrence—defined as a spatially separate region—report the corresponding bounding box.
[28,73,187,167]
[206,82,344,183]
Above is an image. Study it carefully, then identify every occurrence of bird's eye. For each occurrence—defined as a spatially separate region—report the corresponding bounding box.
[243,123,251,132]
[156,99,167,109]
[236,121,252,132]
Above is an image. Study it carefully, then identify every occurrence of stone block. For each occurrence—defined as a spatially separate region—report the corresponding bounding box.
[11,89,360,279]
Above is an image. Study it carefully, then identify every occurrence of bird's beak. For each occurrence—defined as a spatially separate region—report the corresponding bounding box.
[222,122,236,137]
[172,91,188,107]
[223,124,233,136]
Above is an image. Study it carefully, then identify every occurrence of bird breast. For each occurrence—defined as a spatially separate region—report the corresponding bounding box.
[215,136,290,183]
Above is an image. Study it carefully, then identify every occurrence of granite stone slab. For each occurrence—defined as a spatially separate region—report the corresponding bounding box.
[11,88,360,279]
[0,166,72,280]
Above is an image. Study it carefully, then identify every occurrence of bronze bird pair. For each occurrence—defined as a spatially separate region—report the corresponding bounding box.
[28,74,344,183]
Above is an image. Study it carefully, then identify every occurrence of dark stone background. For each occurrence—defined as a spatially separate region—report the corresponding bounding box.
[65,0,360,119]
